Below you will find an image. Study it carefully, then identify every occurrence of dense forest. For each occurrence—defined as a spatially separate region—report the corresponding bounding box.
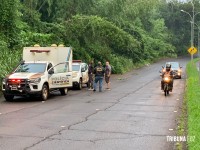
[0,0,200,77]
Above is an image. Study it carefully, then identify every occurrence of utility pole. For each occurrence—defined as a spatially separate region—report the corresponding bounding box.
[181,0,200,60]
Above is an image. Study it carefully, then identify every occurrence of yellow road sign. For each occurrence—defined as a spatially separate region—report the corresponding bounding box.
[188,46,197,55]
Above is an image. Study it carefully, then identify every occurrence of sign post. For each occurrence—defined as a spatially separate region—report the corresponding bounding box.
[188,46,197,60]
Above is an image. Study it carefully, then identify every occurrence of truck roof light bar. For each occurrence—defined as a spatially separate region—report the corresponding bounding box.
[30,50,50,53]
[72,60,82,63]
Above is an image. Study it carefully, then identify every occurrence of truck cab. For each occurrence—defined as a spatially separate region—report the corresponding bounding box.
[2,45,73,101]
[72,60,89,90]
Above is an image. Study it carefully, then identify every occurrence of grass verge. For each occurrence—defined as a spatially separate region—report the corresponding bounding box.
[176,91,187,150]
[179,58,200,150]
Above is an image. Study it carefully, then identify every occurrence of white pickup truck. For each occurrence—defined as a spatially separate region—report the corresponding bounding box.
[2,45,73,101]
[72,60,89,90]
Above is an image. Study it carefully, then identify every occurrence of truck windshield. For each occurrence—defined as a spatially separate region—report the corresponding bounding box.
[15,63,46,73]
[72,65,80,71]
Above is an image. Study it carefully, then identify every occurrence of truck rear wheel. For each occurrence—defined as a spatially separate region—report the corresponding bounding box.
[4,94,14,101]
[59,88,68,95]
[41,84,49,101]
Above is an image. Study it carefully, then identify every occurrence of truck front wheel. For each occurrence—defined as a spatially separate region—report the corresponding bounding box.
[4,94,14,101]
[41,84,49,101]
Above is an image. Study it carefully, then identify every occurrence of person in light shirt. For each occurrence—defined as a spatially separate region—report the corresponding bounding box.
[105,61,111,90]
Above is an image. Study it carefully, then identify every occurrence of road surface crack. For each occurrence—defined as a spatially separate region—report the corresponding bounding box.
[23,110,99,150]
[23,78,156,149]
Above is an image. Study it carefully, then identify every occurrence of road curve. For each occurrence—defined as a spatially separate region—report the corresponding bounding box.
[0,57,188,150]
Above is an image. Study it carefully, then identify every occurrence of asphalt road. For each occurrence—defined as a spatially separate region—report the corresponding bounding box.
[0,57,188,150]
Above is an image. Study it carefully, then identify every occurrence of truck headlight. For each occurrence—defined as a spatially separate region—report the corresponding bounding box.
[30,78,41,84]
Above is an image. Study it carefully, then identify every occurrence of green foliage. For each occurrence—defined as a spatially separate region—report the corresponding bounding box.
[0,0,191,78]
[0,49,22,80]
[19,31,53,47]
[159,1,200,55]
[0,0,21,48]
[186,58,200,150]
[92,0,159,28]
[110,54,135,74]
[64,15,141,60]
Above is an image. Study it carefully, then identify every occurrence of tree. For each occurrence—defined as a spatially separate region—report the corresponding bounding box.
[0,0,21,48]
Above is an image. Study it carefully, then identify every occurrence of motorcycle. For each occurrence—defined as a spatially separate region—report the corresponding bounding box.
[162,75,173,96]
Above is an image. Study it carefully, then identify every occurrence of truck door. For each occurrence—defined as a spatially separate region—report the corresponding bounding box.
[48,62,72,89]
[81,64,88,83]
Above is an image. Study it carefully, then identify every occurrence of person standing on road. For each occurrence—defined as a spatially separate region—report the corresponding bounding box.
[88,60,94,90]
[105,61,111,90]
[93,61,105,92]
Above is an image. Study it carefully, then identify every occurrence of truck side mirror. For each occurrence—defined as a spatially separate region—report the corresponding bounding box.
[20,60,25,65]
[48,69,54,74]
[81,68,85,72]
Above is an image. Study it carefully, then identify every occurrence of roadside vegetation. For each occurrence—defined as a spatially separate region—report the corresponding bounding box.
[0,1,199,78]
[184,58,200,149]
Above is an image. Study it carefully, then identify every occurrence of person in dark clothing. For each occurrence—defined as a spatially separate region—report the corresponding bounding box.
[88,61,94,90]
[93,61,105,92]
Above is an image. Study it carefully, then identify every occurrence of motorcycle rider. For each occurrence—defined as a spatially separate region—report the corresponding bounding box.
[161,64,174,91]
